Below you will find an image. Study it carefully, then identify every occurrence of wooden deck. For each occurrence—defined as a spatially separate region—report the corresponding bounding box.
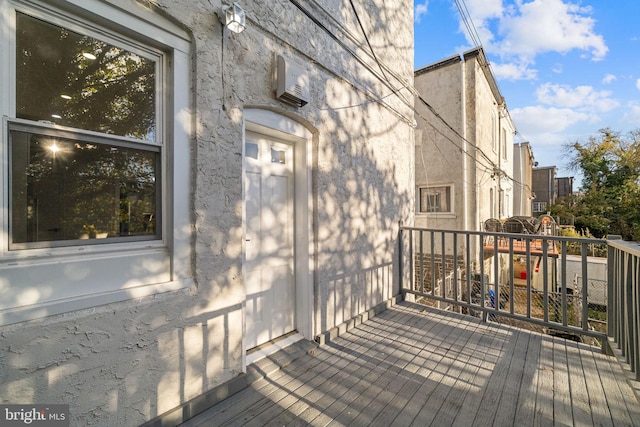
[180,301,640,426]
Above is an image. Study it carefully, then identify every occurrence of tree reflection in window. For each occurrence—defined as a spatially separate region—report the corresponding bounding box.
[11,12,160,247]
[16,12,155,141]
[11,128,158,244]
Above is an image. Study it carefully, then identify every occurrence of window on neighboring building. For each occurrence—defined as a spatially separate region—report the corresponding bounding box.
[490,188,495,218]
[1,0,192,324]
[491,113,497,152]
[533,202,547,213]
[419,185,452,214]
[501,128,507,160]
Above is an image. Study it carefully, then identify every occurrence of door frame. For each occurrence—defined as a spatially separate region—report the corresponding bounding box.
[242,109,314,362]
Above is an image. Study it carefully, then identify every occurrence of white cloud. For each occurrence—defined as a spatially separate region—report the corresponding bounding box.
[498,0,608,62]
[459,0,504,47]
[457,0,608,81]
[490,61,537,81]
[622,103,640,126]
[602,74,616,84]
[464,0,503,21]
[636,78,640,91]
[536,83,619,112]
[414,1,428,24]
[511,105,590,134]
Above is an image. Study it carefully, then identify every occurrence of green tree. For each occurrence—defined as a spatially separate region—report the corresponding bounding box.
[558,128,640,241]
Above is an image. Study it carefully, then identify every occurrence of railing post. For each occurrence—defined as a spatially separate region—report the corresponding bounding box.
[581,242,589,332]
[607,240,616,339]
[466,234,471,306]
[398,225,403,294]
[419,230,424,293]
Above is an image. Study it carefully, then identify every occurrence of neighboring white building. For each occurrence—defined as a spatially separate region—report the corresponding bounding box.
[0,0,414,424]
[414,47,515,232]
[513,142,536,217]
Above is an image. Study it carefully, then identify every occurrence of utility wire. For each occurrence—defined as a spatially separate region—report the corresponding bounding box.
[286,0,531,191]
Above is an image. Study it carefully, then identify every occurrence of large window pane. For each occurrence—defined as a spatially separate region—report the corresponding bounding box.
[16,12,156,141]
[10,128,159,246]
[419,186,451,213]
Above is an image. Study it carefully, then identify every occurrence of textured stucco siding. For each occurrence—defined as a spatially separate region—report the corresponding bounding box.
[414,48,516,235]
[414,58,465,231]
[0,0,414,425]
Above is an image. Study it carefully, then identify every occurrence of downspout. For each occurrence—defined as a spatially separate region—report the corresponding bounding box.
[461,56,469,232]
[498,103,502,218]
[461,55,478,271]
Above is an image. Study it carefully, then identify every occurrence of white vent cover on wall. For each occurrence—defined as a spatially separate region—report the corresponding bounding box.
[274,55,309,107]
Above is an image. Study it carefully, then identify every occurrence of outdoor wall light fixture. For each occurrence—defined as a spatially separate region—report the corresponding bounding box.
[222,2,246,34]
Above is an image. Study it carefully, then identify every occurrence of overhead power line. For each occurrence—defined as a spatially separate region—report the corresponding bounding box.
[285,0,530,191]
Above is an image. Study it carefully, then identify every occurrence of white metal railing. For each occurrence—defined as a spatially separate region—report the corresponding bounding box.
[399,226,608,350]
[607,238,640,381]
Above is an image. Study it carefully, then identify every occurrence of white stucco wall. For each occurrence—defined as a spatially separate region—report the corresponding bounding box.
[414,48,515,233]
[414,57,465,231]
[0,0,415,425]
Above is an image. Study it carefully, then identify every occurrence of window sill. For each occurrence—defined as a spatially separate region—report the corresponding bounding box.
[416,212,457,219]
[0,277,195,327]
[0,243,190,325]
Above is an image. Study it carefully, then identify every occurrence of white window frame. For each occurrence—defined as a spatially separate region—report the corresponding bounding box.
[417,184,455,217]
[0,0,193,325]
[533,201,547,213]
[491,112,497,153]
[501,128,507,160]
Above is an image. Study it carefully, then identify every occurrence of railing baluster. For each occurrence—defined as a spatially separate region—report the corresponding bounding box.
[466,234,471,306]
[509,237,515,315]
[419,230,424,294]
[526,238,531,319]
[632,255,639,379]
[430,231,435,297]
[441,232,446,301]
[561,241,568,327]
[399,227,404,292]
[494,232,499,314]
[582,242,589,331]
[480,238,486,316]
[607,243,616,340]
[408,228,413,295]
[542,238,549,323]
[453,233,459,303]
[624,252,631,362]
[631,256,640,381]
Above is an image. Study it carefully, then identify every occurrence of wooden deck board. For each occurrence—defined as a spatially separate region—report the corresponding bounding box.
[450,325,512,426]
[412,319,485,426]
[564,340,593,427]
[394,312,474,426]
[553,339,574,427]
[426,320,488,426]
[493,328,531,426]
[180,301,640,427]
[534,336,555,426]
[580,345,616,427]
[513,330,542,427]
[470,324,520,427]
[590,345,637,427]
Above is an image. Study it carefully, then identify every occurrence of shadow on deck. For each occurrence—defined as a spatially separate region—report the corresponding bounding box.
[180,301,640,427]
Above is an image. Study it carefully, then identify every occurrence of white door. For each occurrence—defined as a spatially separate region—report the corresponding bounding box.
[244,132,295,349]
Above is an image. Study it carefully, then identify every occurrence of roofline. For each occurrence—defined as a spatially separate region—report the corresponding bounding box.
[414,47,506,109]
[464,47,505,107]
[415,53,461,76]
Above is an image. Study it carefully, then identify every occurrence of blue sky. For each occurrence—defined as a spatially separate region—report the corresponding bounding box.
[414,0,640,187]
